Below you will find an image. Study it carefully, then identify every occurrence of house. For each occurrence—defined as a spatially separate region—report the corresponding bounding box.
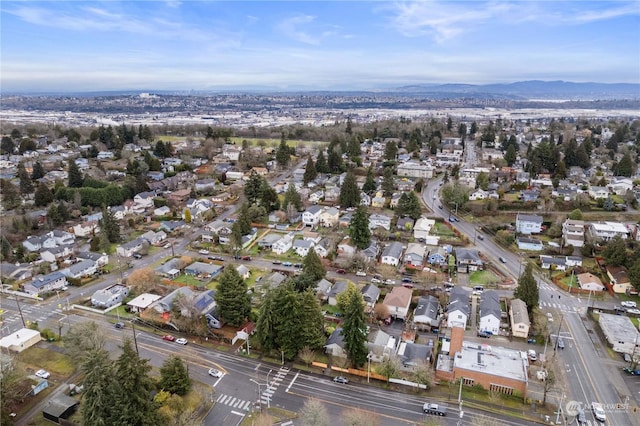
[258,233,281,250]
[381,242,404,267]
[0,328,42,353]
[337,238,356,256]
[369,214,391,231]
[366,329,397,362]
[141,230,167,245]
[319,207,340,227]
[195,178,217,192]
[272,234,294,255]
[360,284,380,309]
[588,186,610,199]
[539,255,566,271]
[236,264,251,280]
[446,287,470,328]
[609,176,633,196]
[72,221,100,238]
[315,278,333,301]
[428,247,448,266]
[338,212,353,227]
[154,206,171,217]
[308,190,324,204]
[565,256,582,267]
[606,265,633,294]
[478,290,501,335]
[383,286,413,320]
[314,238,332,258]
[455,248,483,273]
[116,238,146,258]
[76,251,109,267]
[515,213,543,235]
[61,259,98,279]
[397,161,434,179]
[361,240,379,262]
[293,239,315,257]
[396,217,415,231]
[414,217,435,241]
[577,273,605,292]
[259,272,287,291]
[302,205,322,226]
[324,328,346,357]
[587,221,629,242]
[184,262,223,278]
[133,191,155,212]
[371,195,386,208]
[22,272,68,295]
[159,220,186,233]
[469,189,489,201]
[403,243,426,268]
[40,245,74,263]
[328,281,349,306]
[204,219,232,235]
[0,262,33,282]
[562,219,585,248]
[413,296,440,330]
[127,293,162,313]
[517,237,544,251]
[397,341,433,368]
[520,190,540,202]
[509,299,530,338]
[91,284,130,308]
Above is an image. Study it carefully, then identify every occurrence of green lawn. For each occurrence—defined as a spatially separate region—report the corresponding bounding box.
[469,270,500,285]
[432,222,456,237]
[174,274,210,287]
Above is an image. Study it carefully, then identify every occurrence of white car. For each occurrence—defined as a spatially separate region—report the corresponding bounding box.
[208,368,223,378]
[370,278,381,284]
[385,279,396,285]
[546,313,554,322]
[35,369,50,379]
[621,301,637,308]
[626,308,640,315]
[175,338,188,345]
[356,271,367,277]
[591,402,606,422]
[198,249,209,255]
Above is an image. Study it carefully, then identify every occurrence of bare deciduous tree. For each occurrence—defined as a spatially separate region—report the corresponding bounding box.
[127,267,161,294]
[298,346,317,367]
[412,360,435,390]
[64,321,106,364]
[299,398,330,426]
[342,407,380,426]
[373,303,390,321]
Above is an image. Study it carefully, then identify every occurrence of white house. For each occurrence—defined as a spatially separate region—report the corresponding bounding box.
[369,214,391,231]
[116,238,146,258]
[72,221,100,238]
[133,191,155,212]
[403,243,426,268]
[319,207,340,228]
[272,234,294,255]
[381,242,403,266]
[40,246,74,263]
[510,299,530,339]
[413,217,435,241]
[478,290,501,335]
[413,296,440,329]
[154,206,171,217]
[22,272,68,295]
[302,205,322,226]
[293,239,315,257]
[515,213,543,235]
[587,221,630,242]
[446,287,470,328]
[469,189,489,201]
[61,259,98,279]
[577,272,605,292]
[562,218,585,248]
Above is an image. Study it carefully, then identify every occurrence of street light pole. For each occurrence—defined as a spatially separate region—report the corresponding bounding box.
[555,393,565,425]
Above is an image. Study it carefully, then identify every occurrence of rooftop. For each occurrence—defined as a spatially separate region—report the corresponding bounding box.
[454,341,528,383]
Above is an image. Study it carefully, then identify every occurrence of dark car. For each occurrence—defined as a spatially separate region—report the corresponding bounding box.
[402,277,413,283]
[333,376,349,384]
[293,263,302,268]
[233,255,242,260]
[241,255,252,261]
[336,269,347,274]
[477,234,484,240]
[133,253,142,259]
[477,331,491,338]
[499,257,507,263]
[114,322,125,329]
[272,260,282,265]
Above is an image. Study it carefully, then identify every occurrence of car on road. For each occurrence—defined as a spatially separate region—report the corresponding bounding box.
[175,338,188,345]
[477,331,491,338]
[557,338,565,349]
[133,253,142,259]
[333,376,349,384]
[272,260,282,265]
[61,286,69,291]
[356,271,367,277]
[282,262,293,267]
[499,256,507,263]
[621,301,637,308]
[546,313,554,322]
[293,263,302,268]
[527,349,537,362]
[402,277,413,283]
[35,369,51,379]
[336,269,346,274]
[576,408,587,425]
[114,322,125,329]
[626,308,640,315]
[371,278,381,284]
[208,368,223,378]
[449,216,456,222]
[199,249,210,255]
[241,255,252,261]
[438,205,443,209]
[208,256,224,261]
[623,367,640,375]
[591,402,606,422]
[385,279,396,285]
[162,335,176,342]
[162,243,171,249]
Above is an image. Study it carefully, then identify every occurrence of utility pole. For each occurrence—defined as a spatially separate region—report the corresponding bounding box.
[131,320,140,355]
[15,293,25,327]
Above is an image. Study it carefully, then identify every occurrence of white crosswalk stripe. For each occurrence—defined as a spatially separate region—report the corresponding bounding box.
[216,394,252,410]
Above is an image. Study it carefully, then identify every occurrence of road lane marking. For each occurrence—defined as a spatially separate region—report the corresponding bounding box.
[286,371,299,392]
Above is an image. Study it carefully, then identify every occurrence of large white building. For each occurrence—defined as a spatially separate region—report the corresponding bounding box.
[586,221,630,242]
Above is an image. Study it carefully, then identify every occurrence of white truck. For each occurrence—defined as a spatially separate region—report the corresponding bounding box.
[422,402,447,416]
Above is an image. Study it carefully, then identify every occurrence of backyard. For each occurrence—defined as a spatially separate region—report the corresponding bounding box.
[469,270,500,286]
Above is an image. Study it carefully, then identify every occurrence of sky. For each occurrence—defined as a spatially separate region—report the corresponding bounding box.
[1,1,639,93]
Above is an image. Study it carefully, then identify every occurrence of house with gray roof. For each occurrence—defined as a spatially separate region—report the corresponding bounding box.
[315,278,333,301]
[91,284,129,308]
[328,281,349,306]
[61,259,97,279]
[22,272,68,295]
[0,262,33,282]
[360,284,380,309]
[293,239,315,257]
[478,290,501,335]
[324,328,346,357]
[515,213,543,235]
[509,298,530,338]
[367,329,397,362]
[455,248,483,273]
[397,340,434,369]
[116,237,146,258]
[446,287,470,328]
[413,296,440,330]
[184,262,222,278]
[381,242,404,267]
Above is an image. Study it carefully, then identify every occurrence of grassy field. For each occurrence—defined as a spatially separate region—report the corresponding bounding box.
[469,270,500,285]
[228,137,325,147]
[174,274,210,287]
[18,346,75,376]
[432,222,456,237]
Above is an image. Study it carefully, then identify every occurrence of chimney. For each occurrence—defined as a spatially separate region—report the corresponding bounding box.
[450,326,464,355]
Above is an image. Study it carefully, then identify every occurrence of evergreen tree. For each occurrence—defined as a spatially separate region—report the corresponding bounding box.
[1,235,12,261]
[348,206,371,250]
[235,202,253,235]
[303,156,318,184]
[458,123,467,139]
[345,117,353,135]
[112,340,158,426]
[1,179,20,209]
[396,191,422,220]
[296,290,326,351]
[283,183,303,211]
[341,287,368,367]
[617,152,634,177]
[301,249,326,283]
[514,263,539,315]
[57,201,70,221]
[159,356,191,396]
[327,148,343,173]
[362,166,377,195]
[276,133,291,169]
[154,141,167,158]
[0,136,15,154]
[34,182,53,206]
[470,121,478,135]
[215,267,251,326]
[244,170,264,204]
[339,171,360,208]
[68,159,84,188]
[384,141,398,161]
[346,135,361,157]
[31,161,45,180]
[504,144,517,166]
[256,287,278,353]
[602,235,627,266]
[259,180,279,212]
[17,163,33,194]
[81,348,116,426]
[90,236,101,252]
[315,149,328,174]
[100,207,120,243]
[381,166,395,196]
[568,209,583,220]
[47,203,63,226]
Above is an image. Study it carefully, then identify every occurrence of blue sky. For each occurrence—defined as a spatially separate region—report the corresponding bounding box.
[2,1,639,92]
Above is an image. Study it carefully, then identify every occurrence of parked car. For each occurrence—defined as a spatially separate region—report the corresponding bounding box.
[293,263,302,268]
[199,249,210,255]
[356,271,367,277]
[402,277,413,283]
[162,335,176,342]
[477,331,491,338]
[546,313,554,322]
[528,349,537,362]
[208,368,223,378]
[282,262,293,267]
[35,369,50,379]
[336,269,346,274]
[626,308,640,315]
[557,338,565,349]
[272,260,282,265]
[333,376,349,384]
[371,278,381,284]
[175,338,188,345]
[623,353,632,362]
[133,253,142,259]
[438,205,443,209]
[241,255,252,261]
[576,408,587,425]
[114,322,125,329]
[477,234,484,240]
[621,301,637,308]
[385,279,396,285]
[499,256,507,263]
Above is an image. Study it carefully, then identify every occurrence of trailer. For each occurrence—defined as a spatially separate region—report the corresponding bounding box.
[422,402,447,416]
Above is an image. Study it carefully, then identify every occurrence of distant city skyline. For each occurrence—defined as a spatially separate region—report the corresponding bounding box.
[2,1,639,93]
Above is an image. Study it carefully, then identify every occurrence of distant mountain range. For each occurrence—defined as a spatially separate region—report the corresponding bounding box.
[391,80,640,100]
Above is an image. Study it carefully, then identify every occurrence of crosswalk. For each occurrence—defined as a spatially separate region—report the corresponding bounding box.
[539,301,581,312]
[215,394,253,411]
[262,365,290,405]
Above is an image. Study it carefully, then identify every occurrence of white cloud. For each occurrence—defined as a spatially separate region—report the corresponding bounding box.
[276,14,320,45]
